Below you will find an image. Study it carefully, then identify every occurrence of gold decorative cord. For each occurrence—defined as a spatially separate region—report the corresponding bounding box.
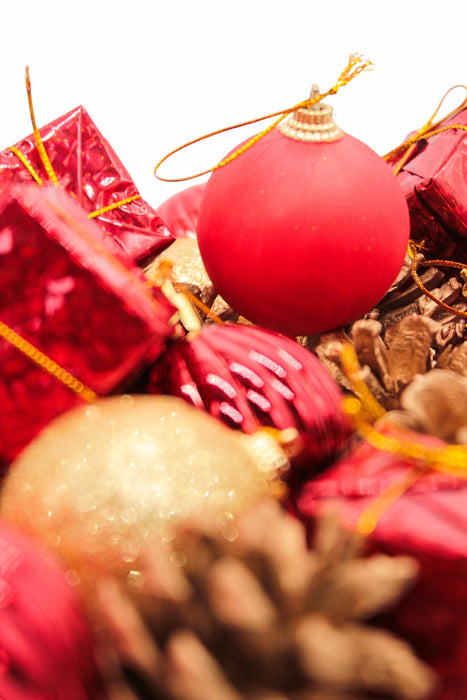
[10,67,142,217]
[154,53,373,183]
[408,240,467,319]
[384,84,467,174]
[25,66,60,185]
[9,145,43,184]
[0,320,97,403]
[88,194,141,218]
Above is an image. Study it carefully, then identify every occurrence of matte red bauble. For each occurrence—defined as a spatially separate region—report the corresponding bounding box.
[197,101,410,336]
[149,323,351,472]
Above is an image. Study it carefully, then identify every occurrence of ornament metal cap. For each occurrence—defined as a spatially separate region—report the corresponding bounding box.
[278,84,344,143]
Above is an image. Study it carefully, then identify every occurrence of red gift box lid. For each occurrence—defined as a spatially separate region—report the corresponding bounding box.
[297,437,467,559]
[0,182,177,467]
[0,106,175,262]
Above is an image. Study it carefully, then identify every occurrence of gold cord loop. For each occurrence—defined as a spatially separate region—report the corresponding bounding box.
[408,240,467,320]
[384,84,467,174]
[154,53,373,183]
[12,68,142,217]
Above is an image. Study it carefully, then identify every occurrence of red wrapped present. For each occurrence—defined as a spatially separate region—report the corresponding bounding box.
[0,105,175,262]
[386,97,467,259]
[295,431,467,700]
[0,182,177,472]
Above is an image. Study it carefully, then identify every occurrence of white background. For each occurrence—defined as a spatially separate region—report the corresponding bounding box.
[1,0,466,210]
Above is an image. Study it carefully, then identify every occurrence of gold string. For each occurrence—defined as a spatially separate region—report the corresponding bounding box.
[384,84,467,174]
[154,53,373,183]
[8,145,142,217]
[9,146,43,184]
[25,67,60,186]
[407,240,467,319]
[88,194,141,218]
[0,320,97,403]
[10,79,143,220]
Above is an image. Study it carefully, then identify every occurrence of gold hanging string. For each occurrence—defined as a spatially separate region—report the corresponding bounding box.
[11,68,142,216]
[9,145,43,184]
[154,53,373,183]
[340,345,467,536]
[384,84,467,175]
[25,66,60,185]
[0,320,97,403]
[408,240,467,320]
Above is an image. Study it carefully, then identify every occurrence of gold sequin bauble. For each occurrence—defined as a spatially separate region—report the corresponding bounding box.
[0,395,273,586]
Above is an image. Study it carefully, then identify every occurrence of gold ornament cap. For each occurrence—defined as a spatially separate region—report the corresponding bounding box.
[278,84,344,143]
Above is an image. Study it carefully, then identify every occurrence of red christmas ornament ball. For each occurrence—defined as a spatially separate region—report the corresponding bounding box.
[149,322,351,473]
[197,102,410,336]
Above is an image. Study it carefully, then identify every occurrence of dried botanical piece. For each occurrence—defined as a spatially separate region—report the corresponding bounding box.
[384,369,467,443]
[95,500,435,700]
[308,251,467,422]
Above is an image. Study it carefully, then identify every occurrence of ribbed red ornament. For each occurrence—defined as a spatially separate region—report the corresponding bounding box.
[149,323,351,473]
[197,100,410,336]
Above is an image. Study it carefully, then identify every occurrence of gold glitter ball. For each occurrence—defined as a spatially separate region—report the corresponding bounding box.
[0,395,272,586]
[145,237,213,292]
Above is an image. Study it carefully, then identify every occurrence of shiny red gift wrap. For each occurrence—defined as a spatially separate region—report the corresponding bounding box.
[387,105,467,258]
[0,105,175,262]
[0,183,176,472]
[295,436,467,700]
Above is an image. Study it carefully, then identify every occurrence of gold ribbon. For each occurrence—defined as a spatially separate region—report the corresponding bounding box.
[384,84,467,174]
[383,86,467,319]
[0,321,97,403]
[408,240,467,319]
[10,67,142,217]
[154,53,373,183]
[340,344,467,536]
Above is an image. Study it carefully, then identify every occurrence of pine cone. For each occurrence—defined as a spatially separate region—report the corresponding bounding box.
[95,499,435,700]
[309,252,467,437]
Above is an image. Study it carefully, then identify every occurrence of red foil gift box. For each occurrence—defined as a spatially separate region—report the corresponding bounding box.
[386,103,467,258]
[0,105,175,262]
[0,182,177,472]
[295,436,467,700]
